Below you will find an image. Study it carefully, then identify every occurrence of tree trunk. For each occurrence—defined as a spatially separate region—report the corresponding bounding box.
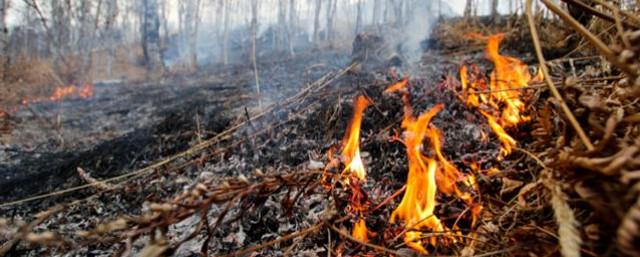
[221,0,229,65]
[464,0,473,17]
[287,0,295,56]
[312,0,321,45]
[104,0,118,77]
[187,0,201,70]
[142,0,163,72]
[250,0,261,107]
[355,0,363,34]
[491,0,499,18]
[277,0,286,51]
[0,0,9,80]
[372,0,380,25]
[325,0,337,45]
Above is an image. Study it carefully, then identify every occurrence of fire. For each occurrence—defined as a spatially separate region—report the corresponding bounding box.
[49,86,77,101]
[459,33,543,156]
[385,80,480,253]
[79,84,94,99]
[352,218,369,242]
[324,95,373,244]
[340,95,372,182]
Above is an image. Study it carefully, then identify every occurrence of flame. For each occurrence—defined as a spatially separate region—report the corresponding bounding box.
[384,78,482,253]
[352,218,369,242]
[458,33,543,157]
[390,104,446,253]
[383,78,409,94]
[340,95,372,182]
[79,84,94,99]
[49,85,77,101]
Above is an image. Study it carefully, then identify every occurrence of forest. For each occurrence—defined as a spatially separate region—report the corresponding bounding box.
[1,0,640,256]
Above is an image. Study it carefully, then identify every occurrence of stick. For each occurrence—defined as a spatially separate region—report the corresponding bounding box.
[325,221,410,257]
[541,0,638,78]
[527,0,595,151]
[560,0,640,29]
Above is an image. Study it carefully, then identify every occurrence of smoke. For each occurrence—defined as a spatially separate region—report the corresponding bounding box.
[391,1,456,67]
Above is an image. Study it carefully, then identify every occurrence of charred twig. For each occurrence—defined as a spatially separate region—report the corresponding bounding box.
[527,0,595,151]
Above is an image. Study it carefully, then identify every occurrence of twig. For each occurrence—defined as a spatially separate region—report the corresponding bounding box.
[560,0,640,29]
[325,221,411,257]
[541,0,638,78]
[527,0,595,151]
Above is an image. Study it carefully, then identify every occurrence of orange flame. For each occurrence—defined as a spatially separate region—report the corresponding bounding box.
[340,95,372,182]
[49,86,77,101]
[459,33,542,157]
[385,78,481,253]
[352,218,369,242]
[390,104,447,253]
[79,84,94,99]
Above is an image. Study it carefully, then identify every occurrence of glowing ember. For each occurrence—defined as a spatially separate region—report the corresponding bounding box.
[340,95,372,182]
[459,33,543,157]
[352,218,369,242]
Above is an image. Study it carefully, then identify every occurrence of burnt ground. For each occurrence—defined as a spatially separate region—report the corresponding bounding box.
[0,50,350,202]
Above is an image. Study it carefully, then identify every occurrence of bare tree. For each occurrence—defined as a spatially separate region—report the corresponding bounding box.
[372,0,380,26]
[287,0,296,56]
[277,0,286,51]
[250,0,261,106]
[0,0,9,79]
[325,0,337,45]
[183,0,202,70]
[142,0,163,71]
[312,0,321,45]
[221,0,229,65]
[491,0,499,18]
[355,0,363,34]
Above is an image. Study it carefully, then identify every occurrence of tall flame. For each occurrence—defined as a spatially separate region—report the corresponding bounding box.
[340,95,372,181]
[385,80,480,253]
[390,104,446,253]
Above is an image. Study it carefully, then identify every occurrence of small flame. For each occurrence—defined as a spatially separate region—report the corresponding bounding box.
[352,218,369,242]
[49,85,77,101]
[340,95,372,182]
[79,84,94,99]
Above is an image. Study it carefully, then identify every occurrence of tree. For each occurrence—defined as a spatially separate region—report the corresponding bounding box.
[287,0,296,56]
[221,0,229,65]
[142,0,163,71]
[0,0,9,79]
[372,0,380,26]
[250,0,261,106]
[325,0,337,45]
[312,0,321,45]
[355,0,363,34]
[491,0,499,19]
